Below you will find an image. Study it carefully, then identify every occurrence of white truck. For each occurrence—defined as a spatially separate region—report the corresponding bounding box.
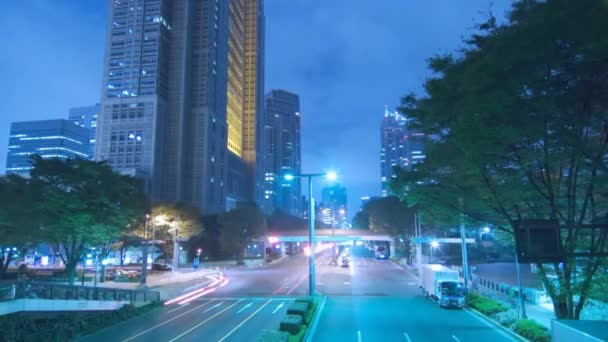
[420,264,465,308]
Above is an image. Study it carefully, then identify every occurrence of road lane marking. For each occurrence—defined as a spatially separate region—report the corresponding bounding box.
[236,302,253,313]
[452,335,460,342]
[272,302,284,314]
[357,330,362,342]
[272,276,298,294]
[407,282,417,286]
[168,299,244,341]
[316,282,324,285]
[218,300,272,342]
[181,278,213,292]
[203,301,224,313]
[404,332,412,342]
[344,281,351,285]
[167,302,191,314]
[122,300,216,342]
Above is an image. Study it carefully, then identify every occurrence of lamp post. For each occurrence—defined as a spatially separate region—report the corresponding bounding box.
[141,214,150,285]
[285,171,337,296]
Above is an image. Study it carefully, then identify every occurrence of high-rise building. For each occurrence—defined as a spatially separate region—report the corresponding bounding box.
[68,103,100,158]
[260,90,301,216]
[321,184,348,228]
[225,0,265,204]
[380,106,425,197]
[95,0,231,213]
[6,119,89,176]
[360,195,380,209]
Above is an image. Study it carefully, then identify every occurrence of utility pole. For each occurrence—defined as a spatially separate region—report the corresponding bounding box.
[514,249,528,318]
[459,197,470,291]
[172,218,180,271]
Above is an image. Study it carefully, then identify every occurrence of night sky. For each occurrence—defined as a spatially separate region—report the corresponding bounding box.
[0,0,514,219]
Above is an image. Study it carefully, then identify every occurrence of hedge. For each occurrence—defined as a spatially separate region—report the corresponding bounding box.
[512,319,551,342]
[0,302,160,341]
[466,292,508,316]
[279,314,303,335]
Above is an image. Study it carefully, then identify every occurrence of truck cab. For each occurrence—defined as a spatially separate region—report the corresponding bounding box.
[435,281,465,308]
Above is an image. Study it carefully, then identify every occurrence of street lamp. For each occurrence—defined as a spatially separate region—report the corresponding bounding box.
[430,240,439,263]
[284,170,338,296]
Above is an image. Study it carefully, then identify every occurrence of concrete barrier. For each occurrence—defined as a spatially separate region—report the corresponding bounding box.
[0,298,129,316]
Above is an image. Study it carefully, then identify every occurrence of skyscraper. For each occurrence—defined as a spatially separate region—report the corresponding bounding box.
[260,90,301,216]
[225,0,265,204]
[68,103,100,158]
[380,106,426,197]
[95,0,230,213]
[6,119,89,176]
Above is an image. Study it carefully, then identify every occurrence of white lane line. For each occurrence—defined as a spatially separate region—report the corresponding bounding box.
[203,301,224,313]
[407,282,417,286]
[168,299,244,342]
[404,332,412,342]
[452,335,460,342]
[272,302,284,314]
[316,282,324,285]
[344,281,351,285]
[357,330,362,342]
[236,302,253,313]
[218,299,272,342]
[167,302,191,314]
[122,300,215,342]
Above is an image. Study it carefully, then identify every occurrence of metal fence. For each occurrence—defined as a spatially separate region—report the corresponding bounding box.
[0,281,160,304]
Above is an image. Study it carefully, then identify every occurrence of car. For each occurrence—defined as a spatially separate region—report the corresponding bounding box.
[151,263,173,271]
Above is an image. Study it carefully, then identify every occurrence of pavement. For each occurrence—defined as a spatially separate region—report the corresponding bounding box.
[80,246,521,341]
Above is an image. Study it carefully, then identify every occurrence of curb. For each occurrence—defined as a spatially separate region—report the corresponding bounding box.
[465,307,529,342]
[303,296,327,342]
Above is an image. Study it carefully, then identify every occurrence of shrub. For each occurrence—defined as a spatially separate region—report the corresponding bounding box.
[492,309,518,327]
[279,314,303,335]
[286,301,310,322]
[259,330,290,342]
[512,319,550,342]
[466,292,508,315]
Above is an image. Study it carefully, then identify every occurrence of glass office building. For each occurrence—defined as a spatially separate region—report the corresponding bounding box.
[68,103,100,158]
[5,119,89,176]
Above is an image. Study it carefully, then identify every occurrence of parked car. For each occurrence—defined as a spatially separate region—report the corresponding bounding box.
[152,263,173,271]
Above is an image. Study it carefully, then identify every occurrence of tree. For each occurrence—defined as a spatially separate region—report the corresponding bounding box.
[392,0,608,319]
[218,204,266,260]
[0,175,40,279]
[29,156,147,284]
[267,209,306,232]
[150,202,203,262]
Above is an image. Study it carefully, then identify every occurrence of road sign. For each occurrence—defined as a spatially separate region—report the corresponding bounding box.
[193,257,200,269]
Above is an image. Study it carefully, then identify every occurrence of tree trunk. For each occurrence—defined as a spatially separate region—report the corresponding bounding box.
[0,251,13,279]
[553,299,569,319]
[99,264,106,283]
[66,262,77,285]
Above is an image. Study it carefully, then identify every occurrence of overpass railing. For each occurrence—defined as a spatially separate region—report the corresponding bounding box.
[0,281,160,304]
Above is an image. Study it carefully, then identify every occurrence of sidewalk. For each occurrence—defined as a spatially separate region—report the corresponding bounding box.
[77,268,219,300]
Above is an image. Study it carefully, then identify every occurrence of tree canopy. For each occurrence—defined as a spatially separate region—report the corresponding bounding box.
[391,0,608,319]
[218,204,266,259]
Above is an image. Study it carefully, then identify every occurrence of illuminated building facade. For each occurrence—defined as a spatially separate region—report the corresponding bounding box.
[68,103,100,158]
[380,106,426,197]
[6,119,89,176]
[96,0,230,213]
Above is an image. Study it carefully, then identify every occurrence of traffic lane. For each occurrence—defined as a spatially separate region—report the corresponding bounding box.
[210,255,312,297]
[171,298,290,342]
[312,296,517,342]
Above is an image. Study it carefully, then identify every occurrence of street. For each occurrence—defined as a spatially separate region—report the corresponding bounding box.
[82,246,517,341]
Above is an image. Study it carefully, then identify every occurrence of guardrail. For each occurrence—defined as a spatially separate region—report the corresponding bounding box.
[0,281,160,304]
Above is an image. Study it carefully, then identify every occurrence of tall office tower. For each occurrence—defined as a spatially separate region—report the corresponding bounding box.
[321,184,348,228]
[225,0,264,204]
[260,90,301,216]
[6,119,89,176]
[95,0,230,213]
[380,106,426,197]
[68,103,100,158]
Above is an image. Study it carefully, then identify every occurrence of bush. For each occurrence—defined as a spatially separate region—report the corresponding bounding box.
[286,301,310,323]
[259,330,290,342]
[288,325,307,342]
[492,309,518,327]
[512,319,550,342]
[0,302,160,341]
[279,314,303,335]
[466,292,508,315]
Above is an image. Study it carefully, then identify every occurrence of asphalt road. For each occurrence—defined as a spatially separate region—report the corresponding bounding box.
[82,246,517,341]
[80,297,294,342]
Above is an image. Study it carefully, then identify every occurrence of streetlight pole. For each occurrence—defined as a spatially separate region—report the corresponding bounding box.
[514,248,528,318]
[459,197,470,291]
[141,215,150,285]
[285,171,337,297]
[307,175,315,296]
[172,217,180,271]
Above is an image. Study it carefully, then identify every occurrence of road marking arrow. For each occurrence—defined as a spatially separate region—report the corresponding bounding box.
[272,302,284,314]
[236,302,253,313]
